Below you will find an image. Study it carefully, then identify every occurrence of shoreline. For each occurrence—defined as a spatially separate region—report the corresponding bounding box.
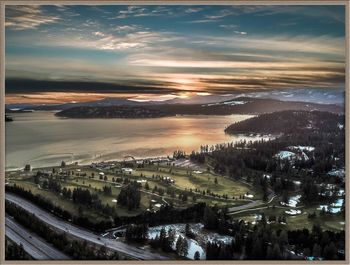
[5,132,275,173]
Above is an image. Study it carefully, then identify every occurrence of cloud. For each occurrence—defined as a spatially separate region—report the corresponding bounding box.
[278,21,298,26]
[110,6,174,19]
[219,24,247,34]
[185,7,203,13]
[5,5,345,98]
[129,58,341,70]
[251,5,345,23]
[6,29,344,94]
[205,9,236,20]
[188,9,235,23]
[187,19,218,24]
[219,24,239,29]
[5,79,179,94]
[227,5,343,23]
[197,34,344,57]
[234,31,247,35]
[190,5,344,25]
[14,26,182,52]
[93,31,105,37]
[113,24,144,32]
[5,5,60,30]
[88,30,179,51]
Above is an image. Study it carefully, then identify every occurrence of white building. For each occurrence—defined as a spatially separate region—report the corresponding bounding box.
[122,168,133,173]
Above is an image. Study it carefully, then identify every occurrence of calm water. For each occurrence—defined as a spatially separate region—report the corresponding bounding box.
[6,111,264,170]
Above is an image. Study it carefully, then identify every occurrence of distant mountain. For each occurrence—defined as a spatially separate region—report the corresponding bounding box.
[5,97,146,111]
[55,97,344,119]
[6,88,344,111]
[5,103,37,110]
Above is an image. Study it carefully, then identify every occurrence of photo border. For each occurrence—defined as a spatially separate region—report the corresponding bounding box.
[0,1,348,264]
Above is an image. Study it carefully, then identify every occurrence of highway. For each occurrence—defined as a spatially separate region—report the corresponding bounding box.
[6,216,70,260]
[5,193,169,260]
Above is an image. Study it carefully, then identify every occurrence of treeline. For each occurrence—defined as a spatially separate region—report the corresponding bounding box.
[203,131,344,178]
[38,172,143,212]
[149,227,189,258]
[205,224,344,260]
[6,184,206,232]
[225,110,344,134]
[117,183,141,210]
[189,111,344,202]
[6,184,72,220]
[6,184,345,260]
[173,150,186,159]
[125,224,148,242]
[201,204,344,260]
[36,179,116,216]
[6,185,113,232]
[113,223,193,258]
[202,205,344,260]
[5,201,120,260]
[5,239,31,260]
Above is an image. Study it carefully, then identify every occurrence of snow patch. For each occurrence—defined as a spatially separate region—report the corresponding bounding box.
[285,209,302,215]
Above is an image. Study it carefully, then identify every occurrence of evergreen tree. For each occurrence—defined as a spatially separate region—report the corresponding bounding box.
[117,184,141,210]
[323,242,337,260]
[203,206,217,229]
[312,243,322,258]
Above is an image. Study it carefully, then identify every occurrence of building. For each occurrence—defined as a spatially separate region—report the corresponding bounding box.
[24,164,31,171]
[121,168,133,173]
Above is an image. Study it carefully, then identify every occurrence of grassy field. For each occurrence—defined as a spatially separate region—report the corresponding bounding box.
[6,180,109,221]
[6,162,344,234]
[131,165,258,199]
[229,203,345,232]
[6,162,260,220]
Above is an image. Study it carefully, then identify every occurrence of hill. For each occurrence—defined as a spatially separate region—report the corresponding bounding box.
[55,106,169,119]
[225,110,344,134]
[55,97,343,119]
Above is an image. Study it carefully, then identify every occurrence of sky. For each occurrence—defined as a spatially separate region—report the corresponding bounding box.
[5,4,346,104]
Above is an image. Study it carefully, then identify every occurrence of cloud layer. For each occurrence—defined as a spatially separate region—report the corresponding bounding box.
[5,5,345,103]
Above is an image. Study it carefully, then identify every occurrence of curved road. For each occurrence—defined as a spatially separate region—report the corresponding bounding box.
[6,216,70,260]
[227,194,277,213]
[5,193,169,260]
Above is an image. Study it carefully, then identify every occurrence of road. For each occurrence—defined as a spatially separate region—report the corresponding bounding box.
[6,216,70,260]
[227,194,277,213]
[5,193,169,260]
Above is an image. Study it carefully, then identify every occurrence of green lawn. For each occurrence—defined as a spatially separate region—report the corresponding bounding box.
[132,166,256,199]
[6,180,107,221]
[229,204,345,232]
[7,162,260,218]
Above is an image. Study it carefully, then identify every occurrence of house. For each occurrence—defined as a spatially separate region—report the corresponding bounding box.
[121,168,133,173]
[136,179,147,183]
